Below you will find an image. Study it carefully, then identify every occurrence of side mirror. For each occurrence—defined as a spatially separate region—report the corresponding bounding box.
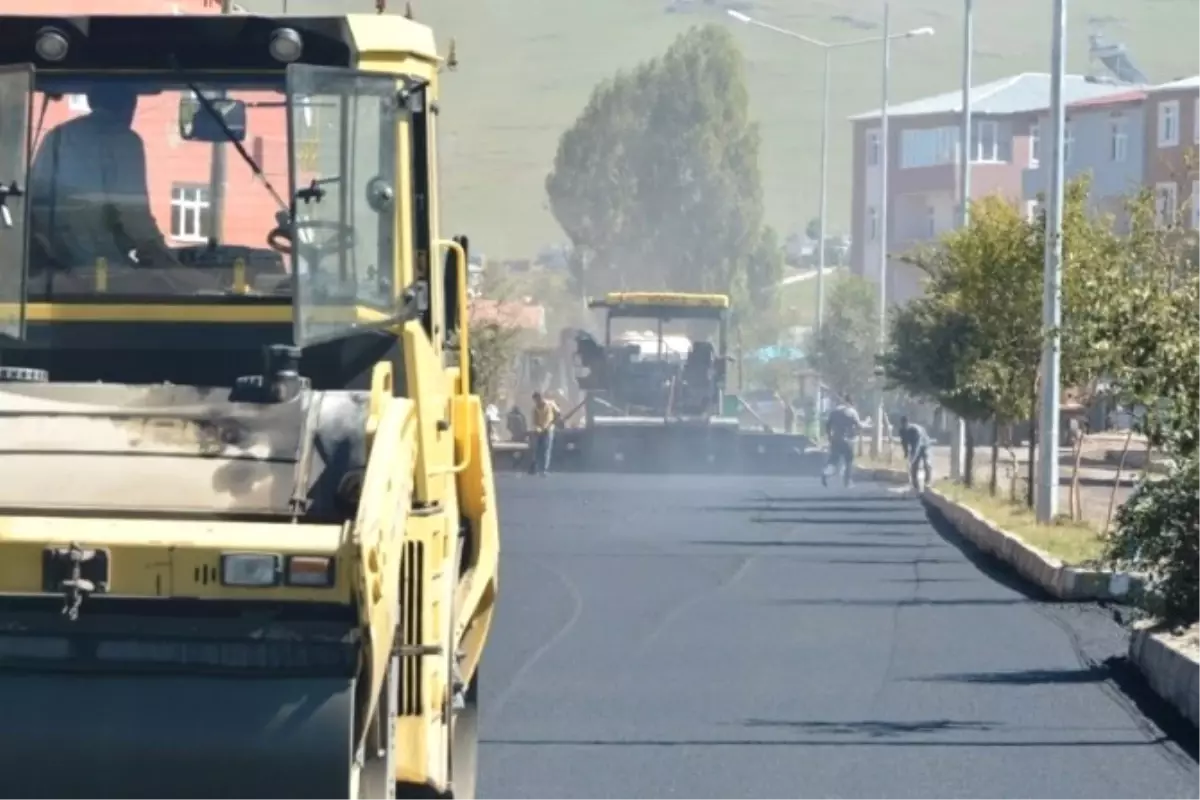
[443,233,468,336]
[179,96,247,143]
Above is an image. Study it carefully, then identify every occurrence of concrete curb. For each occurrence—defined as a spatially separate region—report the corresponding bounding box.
[853,466,910,485]
[1128,622,1200,728]
[919,487,1141,603]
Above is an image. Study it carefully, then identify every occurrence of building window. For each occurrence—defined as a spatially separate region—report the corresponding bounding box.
[867,206,879,240]
[1158,99,1180,148]
[1110,116,1128,162]
[972,119,1001,162]
[170,184,211,242]
[1155,182,1177,228]
[866,129,881,167]
[1028,121,1040,167]
[1063,122,1074,164]
[900,126,959,169]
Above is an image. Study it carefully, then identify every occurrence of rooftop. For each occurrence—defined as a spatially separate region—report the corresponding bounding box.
[1149,75,1200,93]
[849,73,1150,121]
[1068,89,1148,109]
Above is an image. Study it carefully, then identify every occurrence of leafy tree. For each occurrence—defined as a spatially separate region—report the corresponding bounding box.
[804,275,880,402]
[546,24,780,316]
[880,295,993,484]
[883,195,1043,487]
[1096,191,1199,623]
[805,217,821,241]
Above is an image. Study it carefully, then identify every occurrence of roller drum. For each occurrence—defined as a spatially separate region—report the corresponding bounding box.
[0,673,356,799]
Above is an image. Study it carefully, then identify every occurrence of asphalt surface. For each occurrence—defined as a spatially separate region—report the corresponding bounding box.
[478,472,1199,799]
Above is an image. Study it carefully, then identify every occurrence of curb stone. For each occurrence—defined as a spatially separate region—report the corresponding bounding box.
[852,466,910,485]
[918,487,1142,603]
[1128,622,1200,728]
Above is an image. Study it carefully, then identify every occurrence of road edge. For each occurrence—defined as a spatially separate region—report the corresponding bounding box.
[919,486,1140,602]
[1128,622,1200,729]
[859,466,1198,733]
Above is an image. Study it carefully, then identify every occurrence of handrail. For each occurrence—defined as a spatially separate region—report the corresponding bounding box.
[436,238,470,397]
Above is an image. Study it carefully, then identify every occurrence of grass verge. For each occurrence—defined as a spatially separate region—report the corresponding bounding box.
[932,480,1106,567]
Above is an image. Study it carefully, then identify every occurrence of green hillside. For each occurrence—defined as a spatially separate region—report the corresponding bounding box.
[253,0,1197,261]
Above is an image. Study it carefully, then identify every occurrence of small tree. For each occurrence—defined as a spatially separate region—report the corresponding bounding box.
[881,296,993,484]
[887,196,1043,488]
[803,275,880,402]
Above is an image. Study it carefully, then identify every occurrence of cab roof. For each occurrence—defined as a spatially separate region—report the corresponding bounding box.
[0,13,439,72]
[589,291,730,320]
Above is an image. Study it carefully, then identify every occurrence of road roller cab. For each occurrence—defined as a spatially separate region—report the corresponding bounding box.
[0,12,497,799]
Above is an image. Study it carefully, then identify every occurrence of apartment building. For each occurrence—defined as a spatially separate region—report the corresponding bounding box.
[1022,89,1148,227]
[1144,76,1200,229]
[848,73,1137,305]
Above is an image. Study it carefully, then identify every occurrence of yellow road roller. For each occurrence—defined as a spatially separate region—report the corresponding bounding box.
[0,11,498,798]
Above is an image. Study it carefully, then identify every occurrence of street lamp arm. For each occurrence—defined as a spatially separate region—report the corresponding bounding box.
[829,27,937,49]
[725,9,830,48]
[727,10,935,50]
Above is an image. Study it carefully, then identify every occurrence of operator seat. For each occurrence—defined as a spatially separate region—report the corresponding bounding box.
[575,332,606,390]
[683,341,716,384]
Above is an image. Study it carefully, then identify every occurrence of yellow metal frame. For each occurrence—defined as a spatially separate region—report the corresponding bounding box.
[597,290,731,309]
[0,13,501,797]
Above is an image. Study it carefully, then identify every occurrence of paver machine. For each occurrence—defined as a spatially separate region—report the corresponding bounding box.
[554,291,816,473]
[0,11,497,798]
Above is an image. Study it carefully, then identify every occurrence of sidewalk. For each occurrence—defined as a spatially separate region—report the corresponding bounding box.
[867,443,1144,528]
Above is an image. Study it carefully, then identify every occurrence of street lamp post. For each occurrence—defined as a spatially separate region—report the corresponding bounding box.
[1037,0,1068,522]
[726,9,934,421]
[950,0,975,481]
[872,2,893,458]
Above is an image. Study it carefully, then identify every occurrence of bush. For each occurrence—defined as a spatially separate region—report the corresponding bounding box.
[1105,455,1199,626]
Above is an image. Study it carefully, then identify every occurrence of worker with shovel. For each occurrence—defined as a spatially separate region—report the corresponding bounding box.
[898,415,933,492]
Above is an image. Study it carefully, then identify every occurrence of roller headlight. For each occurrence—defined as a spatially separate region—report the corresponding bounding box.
[220,553,281,587]
[34,28,69,62]
[269,27,303,63]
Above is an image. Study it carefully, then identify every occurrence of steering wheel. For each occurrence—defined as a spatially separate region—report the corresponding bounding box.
[268,218,357,260]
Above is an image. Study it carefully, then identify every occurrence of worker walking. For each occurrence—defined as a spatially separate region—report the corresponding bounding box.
[529,391,559,476]
[822,393,862,488]
[898,415,933,492]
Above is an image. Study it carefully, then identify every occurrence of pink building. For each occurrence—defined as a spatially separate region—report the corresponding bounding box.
[847,73,1140,305]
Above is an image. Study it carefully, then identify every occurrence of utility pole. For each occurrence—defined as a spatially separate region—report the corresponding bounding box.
[1037,0,1068,522]
[950,0,974,481]
[207,0,234,243]
[872,0,892,458]
[815,46,831,416]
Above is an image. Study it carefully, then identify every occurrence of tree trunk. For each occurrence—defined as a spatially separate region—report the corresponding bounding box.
[1026,423,1037,510]
[1069,430,1085,522]
[1008,441,1021,503]
[964,424,976,487]
[1104,425,1136,533]
[989,418,1000,496]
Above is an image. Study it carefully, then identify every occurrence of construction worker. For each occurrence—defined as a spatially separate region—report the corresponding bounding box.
[529,391,559,476]
[898,415,933,491]
[822,393,862,488]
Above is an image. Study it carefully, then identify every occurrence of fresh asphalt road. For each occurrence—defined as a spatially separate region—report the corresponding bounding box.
[477,472,1199,799]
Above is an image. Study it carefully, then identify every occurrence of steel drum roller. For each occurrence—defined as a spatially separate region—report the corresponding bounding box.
[0,674,356,799]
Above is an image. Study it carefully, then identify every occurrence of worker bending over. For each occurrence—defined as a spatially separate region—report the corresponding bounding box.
[898,415,933,491]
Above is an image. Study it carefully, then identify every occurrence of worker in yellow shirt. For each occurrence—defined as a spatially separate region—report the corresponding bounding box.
[529,391,559,476]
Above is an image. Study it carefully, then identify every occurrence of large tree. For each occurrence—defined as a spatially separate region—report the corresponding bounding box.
[546,24,781,313]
